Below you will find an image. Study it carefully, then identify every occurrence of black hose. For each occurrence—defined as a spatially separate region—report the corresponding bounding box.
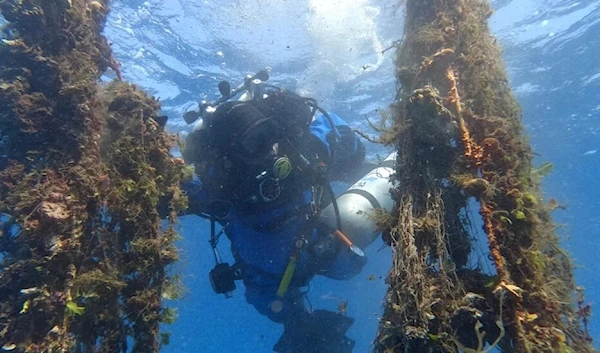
[322,176,343,232]
[209,218,219,263]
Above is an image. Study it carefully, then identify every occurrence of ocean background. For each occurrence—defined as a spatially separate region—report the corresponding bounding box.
[97,0,599,351]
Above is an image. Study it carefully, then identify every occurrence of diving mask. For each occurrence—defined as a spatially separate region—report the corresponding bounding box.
[236,117,280,164]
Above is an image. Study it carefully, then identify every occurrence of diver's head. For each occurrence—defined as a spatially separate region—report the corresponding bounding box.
[209,101,280,165]
[260,90,313,143]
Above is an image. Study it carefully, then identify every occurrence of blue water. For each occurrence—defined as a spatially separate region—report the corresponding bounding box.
[66,0,600,351]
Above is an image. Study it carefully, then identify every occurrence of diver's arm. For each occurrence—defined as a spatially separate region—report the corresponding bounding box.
[180,179,234,223]
[180,179,208,216]
[157,179,207,218]
[309,112,367,183]
[158,179,216,219]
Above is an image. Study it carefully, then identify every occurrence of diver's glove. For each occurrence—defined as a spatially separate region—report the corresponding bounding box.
[273,310,355,353]
[308,226,342,274]
[312,233,338,261]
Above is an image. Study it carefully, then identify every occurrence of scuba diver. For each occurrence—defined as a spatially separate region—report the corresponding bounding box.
[180,70,395,353]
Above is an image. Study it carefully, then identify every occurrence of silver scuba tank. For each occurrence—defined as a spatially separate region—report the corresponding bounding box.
[319,152,396,255]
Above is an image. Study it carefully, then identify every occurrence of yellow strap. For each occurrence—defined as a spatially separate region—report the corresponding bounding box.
[276,256,297,297]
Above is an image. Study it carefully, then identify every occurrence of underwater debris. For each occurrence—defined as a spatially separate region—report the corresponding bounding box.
[0,0,185,352]
[1,344,16,351]
[324,295,349,316]
[374,0,596,352]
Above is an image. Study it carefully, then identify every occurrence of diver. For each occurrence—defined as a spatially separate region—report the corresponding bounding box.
[179,70,394,353]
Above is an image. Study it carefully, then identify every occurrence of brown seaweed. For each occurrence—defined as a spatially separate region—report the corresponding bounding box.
[0,1,185,352]
[373,1,596,352]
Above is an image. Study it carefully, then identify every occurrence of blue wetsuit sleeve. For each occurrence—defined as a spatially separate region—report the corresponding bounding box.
[309,112,366,178]
[181,179,209,216]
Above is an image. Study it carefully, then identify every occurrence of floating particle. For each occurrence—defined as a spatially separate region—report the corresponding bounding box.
[584,149,597,155]
[1,344,16,351]
[20,287,39,295]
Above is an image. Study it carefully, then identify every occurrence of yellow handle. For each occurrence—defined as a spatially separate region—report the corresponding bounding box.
[276,256,297,297]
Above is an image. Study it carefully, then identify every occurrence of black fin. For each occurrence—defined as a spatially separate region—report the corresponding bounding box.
[273,310,355,353]
[155,115,168,127]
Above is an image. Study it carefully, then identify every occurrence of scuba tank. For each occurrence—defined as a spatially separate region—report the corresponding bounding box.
[319,152,396,254]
